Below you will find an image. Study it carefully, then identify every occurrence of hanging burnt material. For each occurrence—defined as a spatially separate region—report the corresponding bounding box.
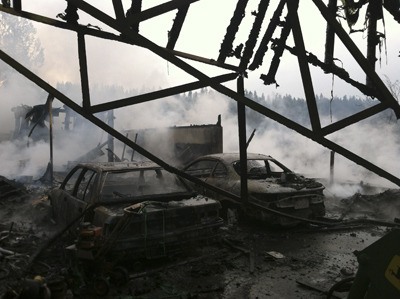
[324,0,338,69]
[366,0,383,88]
[341,0,365,30]
[166,4,190,50]
[248,0,285,71]
[57,2,79,24]
[126,0,142,33]
[217,0,249,63]
[239,0,270,72]
[260,11,291,86]
[383,0,400,23]
[283,44,378,97]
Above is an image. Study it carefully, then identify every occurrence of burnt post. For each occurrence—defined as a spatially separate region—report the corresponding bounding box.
[330,150,335,185]
[366,0,382,88]
[324,0,337,68]
[237,76,248,203]
[107,110,115,162]
[48,94,55,186]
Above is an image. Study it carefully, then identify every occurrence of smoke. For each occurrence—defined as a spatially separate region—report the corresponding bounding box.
[246,110,400,198]
[0,139,48,179]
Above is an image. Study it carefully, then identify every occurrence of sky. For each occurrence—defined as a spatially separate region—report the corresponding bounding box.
[1,0,400,192]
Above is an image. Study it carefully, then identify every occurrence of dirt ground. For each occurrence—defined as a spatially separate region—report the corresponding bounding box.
[1,179,399,299]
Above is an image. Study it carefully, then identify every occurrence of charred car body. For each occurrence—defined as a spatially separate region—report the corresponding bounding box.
[183,153,325,226]
[49,161,223,262]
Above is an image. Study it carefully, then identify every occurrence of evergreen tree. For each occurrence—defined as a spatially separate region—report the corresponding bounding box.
[0,13,44,85]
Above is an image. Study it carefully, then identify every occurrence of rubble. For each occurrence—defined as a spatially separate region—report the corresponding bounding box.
[1,176,400,298]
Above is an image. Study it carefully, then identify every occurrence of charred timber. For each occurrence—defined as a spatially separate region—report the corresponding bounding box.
[249,0,285,71]
[125,0,199,26]
[239,0,270,71]
[383,0,400,23]
[260,12,291,86]
[282,43,378,98]
[126,0,142,32]
[288,0,321,132]
[217,0,249,63]
[167,4,190,50]
[366,0,382,88]
[324,0,337,67]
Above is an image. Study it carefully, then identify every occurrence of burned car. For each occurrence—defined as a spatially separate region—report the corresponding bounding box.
[183,153,325,226]
[49,161,223,262]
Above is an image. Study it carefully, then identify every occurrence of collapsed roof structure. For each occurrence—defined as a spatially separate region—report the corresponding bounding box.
[1,0,400,192]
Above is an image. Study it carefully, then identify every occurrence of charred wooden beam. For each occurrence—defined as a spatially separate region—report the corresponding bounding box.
[312,0,400,118]
[90,73,238,113]
[260,9,291,86]
[125,0,199,26]
[218,0,249,63]
[112,0,125,21]
[62,2,79,24]
[167,49,240,72]
[321,103,387,136]
[282,43,378,98]
[77,32,91,110]
[288,0,321,132]
[239,0,270,70]
[126,0,142,32]
[383,0,400,23]
[249,0,285,71]
[237,76,248,203]
[366,0,382,88]
[166,4,189,50]
[324,0,337,67]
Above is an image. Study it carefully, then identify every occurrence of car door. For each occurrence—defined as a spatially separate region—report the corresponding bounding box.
[51,166,97,225]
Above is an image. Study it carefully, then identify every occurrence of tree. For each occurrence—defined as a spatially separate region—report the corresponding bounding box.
[0,13,44,85]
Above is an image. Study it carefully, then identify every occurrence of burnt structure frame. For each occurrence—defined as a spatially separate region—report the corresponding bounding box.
[1,0,400,192]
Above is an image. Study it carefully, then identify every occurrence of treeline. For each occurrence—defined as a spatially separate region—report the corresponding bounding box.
[174,87,397,131]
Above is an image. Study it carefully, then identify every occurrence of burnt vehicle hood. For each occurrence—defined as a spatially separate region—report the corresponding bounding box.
[246,173,325,194]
